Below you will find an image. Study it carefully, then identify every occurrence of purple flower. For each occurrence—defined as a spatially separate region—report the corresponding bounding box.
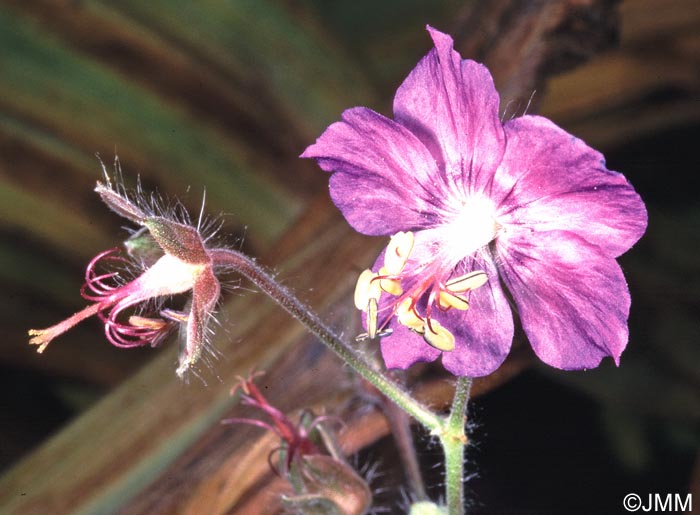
[302,27,647,376]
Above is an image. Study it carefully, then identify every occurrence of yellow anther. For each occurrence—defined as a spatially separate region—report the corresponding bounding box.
[422,320,455,351]
[397,299,425,332]
[128,316,168,329]
[378,266,403,296]
[437,291,470,310]
[384,231,414,275]
[354,269,381,310]
[446,270,488,293]
[366,297,378,339]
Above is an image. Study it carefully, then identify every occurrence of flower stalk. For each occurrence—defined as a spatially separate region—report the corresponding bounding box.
[214,246,478,512]
[442,376,472,515]
[208,248,443,432]
[30,169,475,511]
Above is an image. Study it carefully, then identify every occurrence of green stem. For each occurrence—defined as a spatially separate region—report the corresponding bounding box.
[209,248,443,431]
[442,376,472,515]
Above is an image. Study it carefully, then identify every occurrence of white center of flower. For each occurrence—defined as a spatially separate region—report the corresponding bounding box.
[141,254,204,296]
[442,195,499,259]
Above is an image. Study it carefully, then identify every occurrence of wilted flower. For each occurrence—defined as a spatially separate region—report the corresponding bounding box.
[29,170,222,377]
[224,373,372,515]
[224,373,322,474]
[302,27,647,376]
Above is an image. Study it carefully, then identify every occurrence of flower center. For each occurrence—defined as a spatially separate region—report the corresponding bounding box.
[354,231,488,351]
[441,195,500,261]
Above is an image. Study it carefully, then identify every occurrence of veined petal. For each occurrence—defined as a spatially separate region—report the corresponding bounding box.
[440,257,513,376]
[393,26,505,192]
[497,230,631,369]
[301,107,443,235]
[495,115,647,257]
[303,26,647,378]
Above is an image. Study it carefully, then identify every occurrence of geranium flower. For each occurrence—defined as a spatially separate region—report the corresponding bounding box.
[29,171,221,377]
[302,27,647,376]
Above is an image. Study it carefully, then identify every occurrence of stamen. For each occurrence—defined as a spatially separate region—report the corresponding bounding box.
[422,320,455,351]
[354,269,381,310]
[437,291,470,310]
[81,272,122,301]
[355,327,393,342]
[128,316,173,347]
[353,231,487,354]
[377,267,403,296]
[366,297,378,339]
[384,231,414,275]
[102,300,167,348]
[128,315,169,330]
[445,270,487,293]
[104,317,164,348]
[396,299,425,332]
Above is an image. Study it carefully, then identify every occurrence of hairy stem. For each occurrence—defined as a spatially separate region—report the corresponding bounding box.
[442,376,472,515]
[209,248,443,431]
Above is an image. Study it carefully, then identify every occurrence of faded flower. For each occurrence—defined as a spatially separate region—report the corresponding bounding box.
[224,373,372,515]
[29,169,222,377]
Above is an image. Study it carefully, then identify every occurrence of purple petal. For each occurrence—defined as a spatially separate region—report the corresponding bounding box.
[380,323,442,370]
[393,26,505,192]
[495,115,647,257]
[301,107,443,235]
[497,230,631,370]
[440,256,513,376]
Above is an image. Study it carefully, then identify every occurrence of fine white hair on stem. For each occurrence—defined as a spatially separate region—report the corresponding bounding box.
[197,188,207,233]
